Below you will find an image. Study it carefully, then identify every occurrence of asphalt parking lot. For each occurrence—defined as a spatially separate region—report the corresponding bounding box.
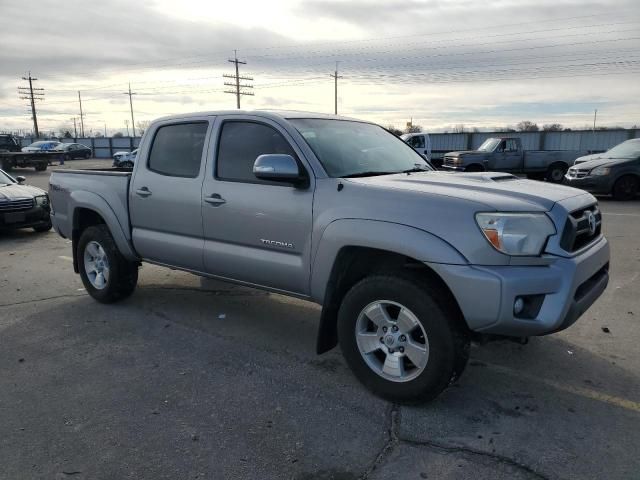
[1,160,639,480]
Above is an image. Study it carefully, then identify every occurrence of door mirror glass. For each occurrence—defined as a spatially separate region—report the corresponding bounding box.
[253,154,303,183]
[15,176,26,184]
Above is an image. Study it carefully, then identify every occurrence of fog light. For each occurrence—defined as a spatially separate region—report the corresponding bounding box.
[514,297,525,315]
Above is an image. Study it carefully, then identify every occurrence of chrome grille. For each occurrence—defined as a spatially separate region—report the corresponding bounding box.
[560,204,602,253]
[566,168,589,179]
[0,198,34,212]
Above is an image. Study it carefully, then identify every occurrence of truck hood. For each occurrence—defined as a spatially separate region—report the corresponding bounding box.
[446,150,480,156]
[0,183,45,200]
[345,171,586,211]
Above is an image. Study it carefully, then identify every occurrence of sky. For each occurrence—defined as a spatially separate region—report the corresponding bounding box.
[0,0,639,136]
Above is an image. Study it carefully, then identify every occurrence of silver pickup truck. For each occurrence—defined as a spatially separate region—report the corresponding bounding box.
[442,137,587,182]
[49,111,610,403]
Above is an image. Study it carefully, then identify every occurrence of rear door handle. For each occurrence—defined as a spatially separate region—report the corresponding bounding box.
[135,187,152,197]
[204,193,226,206]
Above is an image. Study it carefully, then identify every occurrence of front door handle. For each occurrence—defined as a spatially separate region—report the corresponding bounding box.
[135,187,152,197]
[204,193,226,206]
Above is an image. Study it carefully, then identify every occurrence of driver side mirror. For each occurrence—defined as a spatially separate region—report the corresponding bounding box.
[253,154,307,186]
[16,176,26,184]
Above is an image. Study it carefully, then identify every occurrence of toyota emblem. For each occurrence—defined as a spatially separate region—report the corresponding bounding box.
[586,211,597,235]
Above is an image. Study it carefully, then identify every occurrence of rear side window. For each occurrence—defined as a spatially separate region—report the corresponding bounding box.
[148,122,208,177]
[216,121,297,183]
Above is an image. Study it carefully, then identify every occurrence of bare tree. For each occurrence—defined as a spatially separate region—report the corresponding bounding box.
[113,132,124,138]
[386,125,403,136]
[542,123,563,131]
[516,121,539,132]
[136,120,151,136]
[405,124,423,134]
[452,124,466,133]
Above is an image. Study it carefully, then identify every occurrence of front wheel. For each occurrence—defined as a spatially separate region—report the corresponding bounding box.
[121,161,134,168]
[84,152,91,159]
[338,274,469,403]
[34,163,47,171]
[33,220,52,232]
[546,162,568,183]
[612,175,639,201]
[78,225,138,303]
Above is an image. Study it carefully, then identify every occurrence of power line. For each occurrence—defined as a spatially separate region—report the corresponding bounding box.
[223,51,254,109]
[18,72,44,137]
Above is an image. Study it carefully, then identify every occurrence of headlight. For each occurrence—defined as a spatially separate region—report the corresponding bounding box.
[590,165,610,176]
[475,212,556,256]
[34,195,49,206]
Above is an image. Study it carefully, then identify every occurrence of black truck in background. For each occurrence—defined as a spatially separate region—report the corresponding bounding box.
[0,134,58,171]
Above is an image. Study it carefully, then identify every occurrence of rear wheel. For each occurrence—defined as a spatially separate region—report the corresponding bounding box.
[122,161,134,168]
[63,154,71,161]
[84,152,91,159]
[35,163,47,171]
[78,225,138,303]
[338,274,469,403]
[612,175,639,201]
[546,162,568,183]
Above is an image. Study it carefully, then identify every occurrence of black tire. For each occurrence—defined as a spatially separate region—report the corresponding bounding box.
[84,152,91,159]
[35,163,47,171]
[465,164,484,172]
[122,161,134,168]
[64,154,71,162]
[612,175,639,201]
[1,160,11,171]
[337,274,469,404]
[546,162,568,183]
[78,225,138,303]
[33,220,52,233]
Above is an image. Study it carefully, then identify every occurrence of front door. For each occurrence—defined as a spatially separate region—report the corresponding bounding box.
[201,117,314,295]
[129,119,211,271]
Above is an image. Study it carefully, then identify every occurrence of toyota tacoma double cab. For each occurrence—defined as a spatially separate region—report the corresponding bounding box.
[49,111,610,403]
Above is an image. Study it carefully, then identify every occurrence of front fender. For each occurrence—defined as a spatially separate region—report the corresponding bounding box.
[309,219,467,303]
[70,190,138,261]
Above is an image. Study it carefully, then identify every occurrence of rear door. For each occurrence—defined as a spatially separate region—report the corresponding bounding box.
[201,116,314,295]
[129,118,212,271]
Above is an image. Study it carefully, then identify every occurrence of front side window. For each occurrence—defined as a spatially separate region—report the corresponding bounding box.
[505,139,518,152]
[217,121,297,183]
[289,119,430,178]
[408,135,425,149]
[148,122,208,177]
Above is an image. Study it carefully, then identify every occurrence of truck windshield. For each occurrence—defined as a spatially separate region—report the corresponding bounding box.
[477,138,501,152]
[289,119,432,177]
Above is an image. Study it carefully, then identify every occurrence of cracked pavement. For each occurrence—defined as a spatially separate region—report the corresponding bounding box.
[1,162,639,479]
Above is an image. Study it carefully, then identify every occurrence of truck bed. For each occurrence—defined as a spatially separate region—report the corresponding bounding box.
[49,168,133,243]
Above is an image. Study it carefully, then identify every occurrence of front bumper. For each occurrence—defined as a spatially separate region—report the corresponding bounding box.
[0,205,50,230]
[564,174,614,195]
[429,236,610,336]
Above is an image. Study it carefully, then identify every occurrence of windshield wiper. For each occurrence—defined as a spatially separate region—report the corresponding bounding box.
[401,166,431,174]
[341,171,398,178]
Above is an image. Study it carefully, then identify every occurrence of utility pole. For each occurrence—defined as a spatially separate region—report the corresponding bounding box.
[123,83,137,136]
[77,91,85,137]
[124,119,130,137]
[18,72,44,137]
[72,117,78,138]
[224,50,253,109]
[329,62,343,115]
[104,122,107,137]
